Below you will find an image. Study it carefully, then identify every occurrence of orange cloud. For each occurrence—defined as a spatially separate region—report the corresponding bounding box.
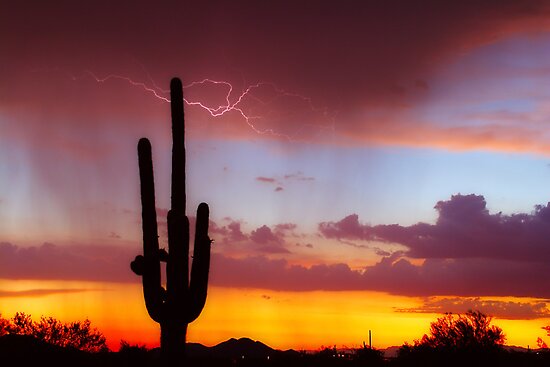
[339,118,550,155]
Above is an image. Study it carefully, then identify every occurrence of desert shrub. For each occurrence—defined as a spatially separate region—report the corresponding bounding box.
[2,312,108,352]
[0,314,9,336]
[396,310,506,366]
[416,310,505,350]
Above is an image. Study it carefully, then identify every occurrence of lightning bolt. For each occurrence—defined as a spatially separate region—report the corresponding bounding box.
[66,69,336,141]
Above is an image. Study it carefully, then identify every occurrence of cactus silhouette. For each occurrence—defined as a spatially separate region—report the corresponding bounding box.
[130,77,212,363]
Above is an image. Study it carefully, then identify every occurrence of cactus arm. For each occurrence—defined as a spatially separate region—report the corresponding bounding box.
[187,202,212,323]
[136,138,164,323]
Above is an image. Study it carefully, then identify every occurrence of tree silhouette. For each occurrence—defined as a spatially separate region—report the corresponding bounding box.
[396,311,507,366]
[355,342,384,365]
[537,325,550,349]
[415,310,505,350]
[0,312,107,353]
[0,314,9,336]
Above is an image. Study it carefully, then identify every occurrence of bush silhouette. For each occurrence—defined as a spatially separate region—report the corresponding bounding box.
[354,343,384,365]
[415,310,505,350]
[0,312,107,353]
[536,325,550,349]
[396,310,507,366]
[0,314,9,336]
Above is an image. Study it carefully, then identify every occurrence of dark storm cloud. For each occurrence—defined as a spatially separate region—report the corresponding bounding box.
[3,0,550,136]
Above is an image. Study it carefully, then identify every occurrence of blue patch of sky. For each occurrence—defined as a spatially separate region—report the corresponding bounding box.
[185,140,550,231]
[412,33,550,128]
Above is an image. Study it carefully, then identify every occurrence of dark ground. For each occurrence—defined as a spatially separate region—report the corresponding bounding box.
[2,334,550,367]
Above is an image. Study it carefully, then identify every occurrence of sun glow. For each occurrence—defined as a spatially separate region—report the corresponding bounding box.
[2,280,545,351]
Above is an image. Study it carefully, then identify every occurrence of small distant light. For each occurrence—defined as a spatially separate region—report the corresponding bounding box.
[241,355,245,359]
[267,356,270,360]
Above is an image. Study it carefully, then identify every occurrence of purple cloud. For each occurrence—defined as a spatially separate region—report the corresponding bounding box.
[250,225,290,253]
[210,254,362,291]
[395,297,550,320]
[320,194,550,262]
[0,242,136,283]
[2,242,550,299]
[209,219,297,254]
[250,225,281,244]
[226,221,248,242]
[209,251,550,298]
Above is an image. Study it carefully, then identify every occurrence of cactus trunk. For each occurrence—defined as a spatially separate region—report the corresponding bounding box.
[161,322,187,360]
[131,77,212,365]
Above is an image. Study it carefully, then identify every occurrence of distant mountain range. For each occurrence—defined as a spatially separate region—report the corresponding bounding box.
[0,334,299,365]
[187,337,300,359]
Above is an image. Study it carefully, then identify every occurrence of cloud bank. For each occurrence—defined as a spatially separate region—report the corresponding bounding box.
[4,1,550,153]
[395,297,550,320]
[2,194,549,301]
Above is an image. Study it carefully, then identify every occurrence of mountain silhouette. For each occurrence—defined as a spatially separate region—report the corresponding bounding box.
[209,337,276,359]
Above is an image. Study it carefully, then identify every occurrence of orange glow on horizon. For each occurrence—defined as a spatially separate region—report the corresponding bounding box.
[0,279,547,351]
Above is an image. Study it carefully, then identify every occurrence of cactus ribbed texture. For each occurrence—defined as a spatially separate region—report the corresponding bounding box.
[131,77,212,364]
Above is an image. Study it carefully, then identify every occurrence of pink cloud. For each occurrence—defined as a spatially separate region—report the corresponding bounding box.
[319,214,367,240]
[250,225,290,253]
[210,253,550,298]
[256,177,277,183]
[226,221,248,242]
[1,242,549,298]
[208,220,297,254]
[210,254,362,291]
[249,225,279,244]
[274,223,297,232]
[255,176,286,192]
[255,173,314,193]
[0,242,136,283]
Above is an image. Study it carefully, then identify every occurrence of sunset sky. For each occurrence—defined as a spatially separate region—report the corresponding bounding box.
[2,0,550,351]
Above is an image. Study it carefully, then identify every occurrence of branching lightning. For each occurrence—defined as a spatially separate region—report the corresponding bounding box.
[70,69,336,141]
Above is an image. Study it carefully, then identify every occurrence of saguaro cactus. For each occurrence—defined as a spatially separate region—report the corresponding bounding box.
[131,78,212,362]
